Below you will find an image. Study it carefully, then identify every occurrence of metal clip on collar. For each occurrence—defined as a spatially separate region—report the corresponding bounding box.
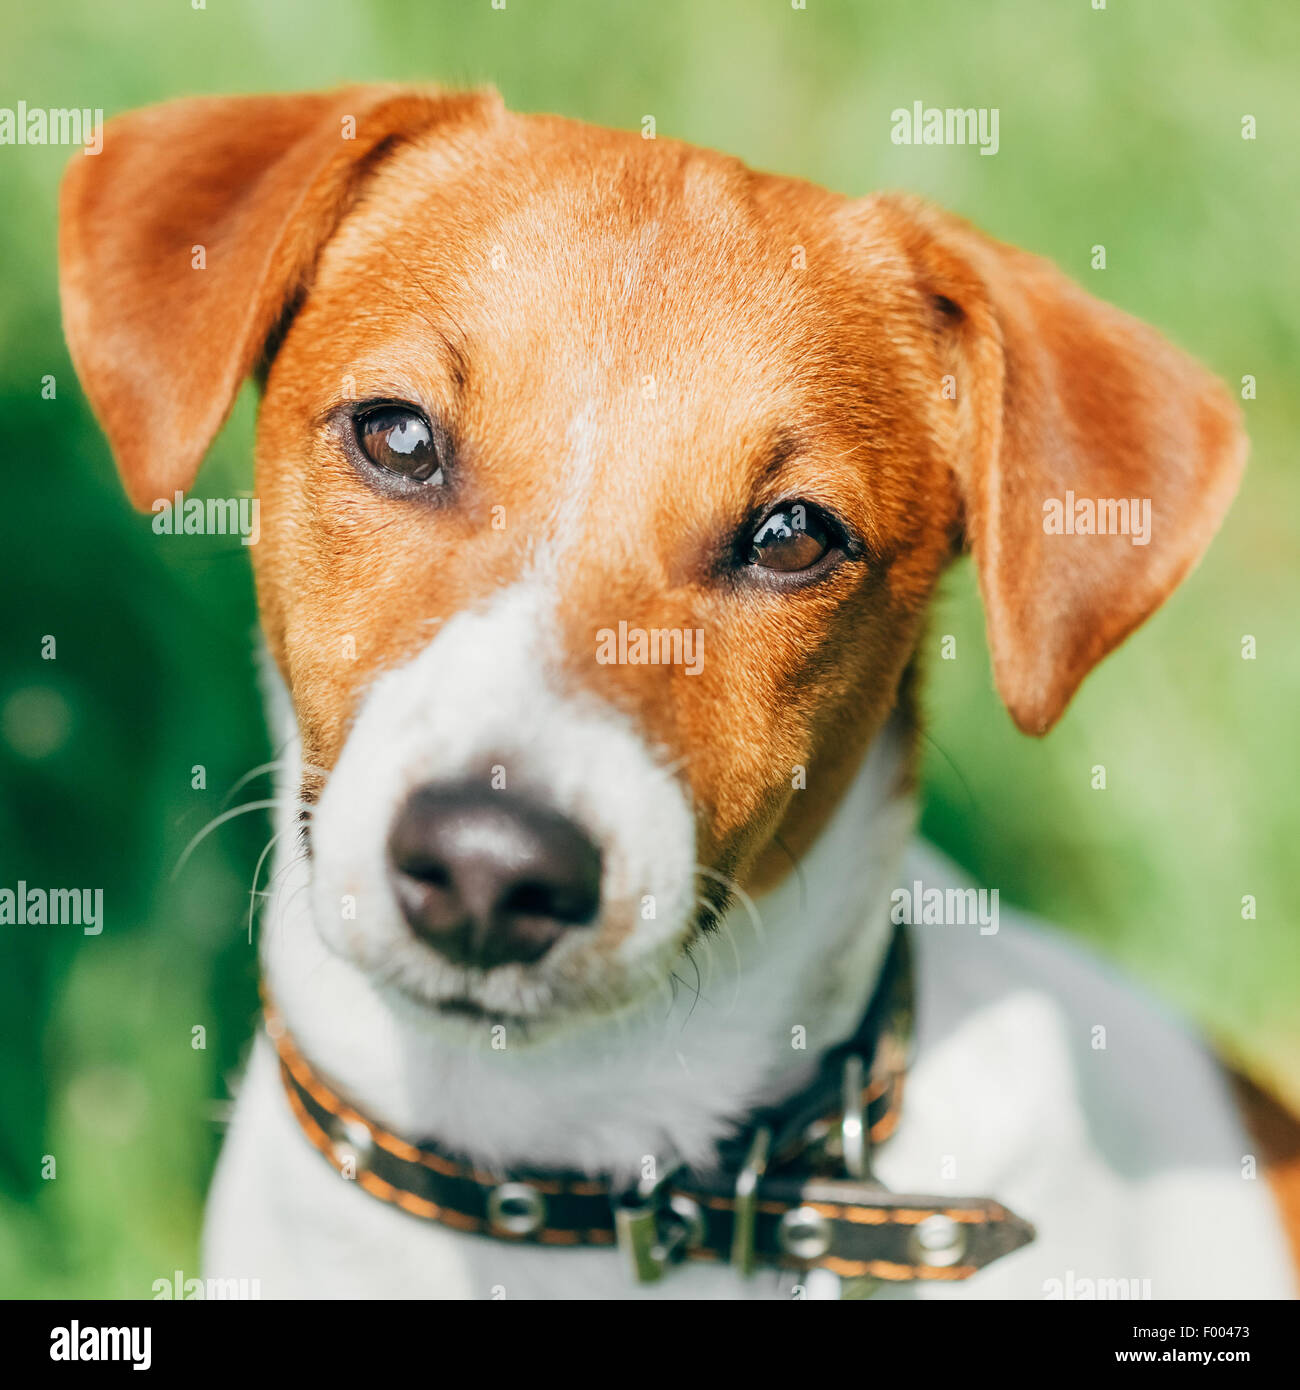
[730,1125,773,1277]
[613,1157,705,1283]
[840,1052,870,1179]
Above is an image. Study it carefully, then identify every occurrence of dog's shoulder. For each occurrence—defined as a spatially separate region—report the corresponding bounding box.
[901,840,1242,1150]
[879,842,1297,1297]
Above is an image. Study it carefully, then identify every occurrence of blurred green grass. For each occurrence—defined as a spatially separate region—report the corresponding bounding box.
[1,0,1296,1296]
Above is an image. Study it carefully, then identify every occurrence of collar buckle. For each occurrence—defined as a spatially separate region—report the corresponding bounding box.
[612,1158,705,1283]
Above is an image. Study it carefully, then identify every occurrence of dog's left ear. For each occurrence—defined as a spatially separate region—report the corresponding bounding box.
[868,194,1247,735]
[59,84,500,509]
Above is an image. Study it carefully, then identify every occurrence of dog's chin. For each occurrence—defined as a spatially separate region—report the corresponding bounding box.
[352,933,696,1047]
[389,985,543,1037]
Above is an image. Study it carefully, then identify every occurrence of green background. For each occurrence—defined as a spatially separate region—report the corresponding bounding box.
[1,0,1296,1296]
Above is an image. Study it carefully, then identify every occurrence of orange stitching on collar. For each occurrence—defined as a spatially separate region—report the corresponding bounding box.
[822,1256,976,1282]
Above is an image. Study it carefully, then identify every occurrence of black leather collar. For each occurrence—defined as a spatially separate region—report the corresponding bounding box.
[267,927,1035,1291]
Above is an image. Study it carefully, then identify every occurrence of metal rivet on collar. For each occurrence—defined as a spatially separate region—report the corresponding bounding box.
[778,1205,833,1260]
[910,1213,967,1266]
[487,1182,547,1236]
[329,1116,375,1173]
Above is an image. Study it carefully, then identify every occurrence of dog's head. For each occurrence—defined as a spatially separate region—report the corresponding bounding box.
[60,86,1244,1033]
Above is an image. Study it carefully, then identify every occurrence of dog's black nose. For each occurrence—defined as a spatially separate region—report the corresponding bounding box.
[387,782,602,968]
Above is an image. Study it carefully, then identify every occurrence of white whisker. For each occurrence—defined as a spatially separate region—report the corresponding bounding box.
[172,800,286,882]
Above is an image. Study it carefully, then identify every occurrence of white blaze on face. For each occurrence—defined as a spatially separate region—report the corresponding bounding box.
[309,581,698,1016]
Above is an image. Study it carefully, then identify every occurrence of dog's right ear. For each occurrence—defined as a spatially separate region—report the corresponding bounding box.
[59,85,500,509]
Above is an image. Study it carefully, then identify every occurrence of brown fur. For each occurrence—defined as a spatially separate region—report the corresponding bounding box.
[58,84,1291,1255]
[1232,1072,1300,1285]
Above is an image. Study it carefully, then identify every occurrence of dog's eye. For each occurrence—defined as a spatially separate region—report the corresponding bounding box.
[745,504,834,572]
[354,406,442,483]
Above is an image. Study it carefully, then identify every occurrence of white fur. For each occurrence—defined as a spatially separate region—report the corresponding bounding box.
[203,614,1295,1298]
[303,580,700,1067]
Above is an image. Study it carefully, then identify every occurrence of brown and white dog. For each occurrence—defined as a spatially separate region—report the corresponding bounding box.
[60,85,1296,1298]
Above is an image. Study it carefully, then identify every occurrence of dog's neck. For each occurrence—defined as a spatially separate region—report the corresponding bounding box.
[259,662,916,1179]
